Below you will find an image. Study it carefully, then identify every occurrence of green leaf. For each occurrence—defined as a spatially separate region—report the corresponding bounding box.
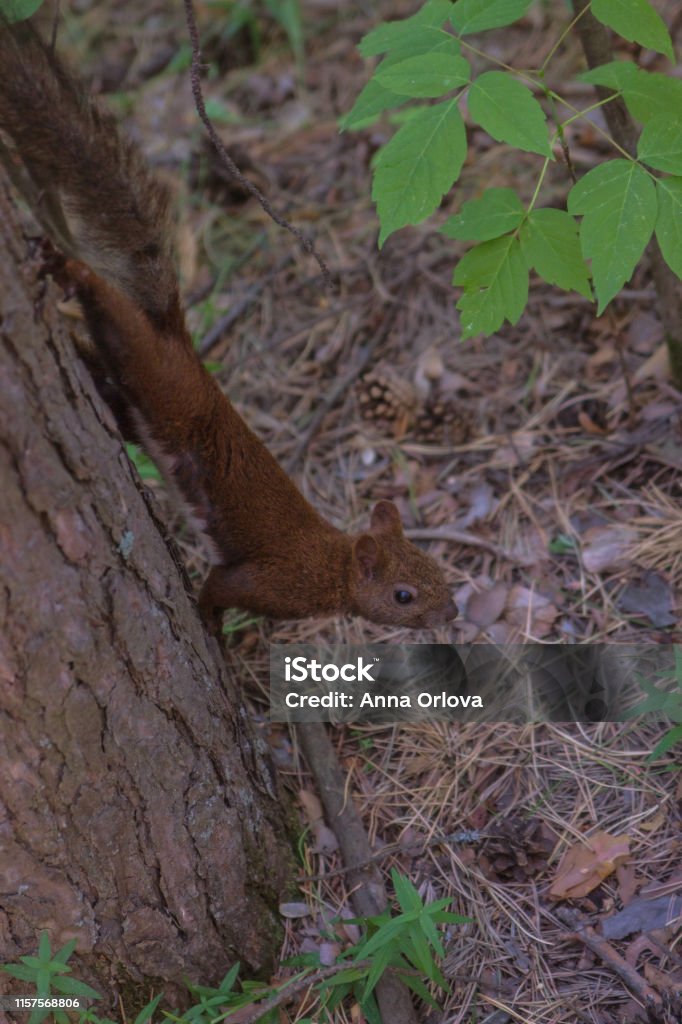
[359,0,454,56]
[419,908,445,957]
[52,975,102,999]
[656,177,682,278]
[442,187,524,240]
[582,63,682,125]
[52,940,77,967]
[320,967,368,988]
[592,0,674,61]
[450,0,532,34]
[468,71,551,157]
[405,926,440,981]
[1,964,38,982]
[580,59,638,91]
[344,24,465,128]
[402,971,442,1008]
[431,910,472,924]
[133,993,163,1024]
[454,235,529,338]
[378,27,461,64]
[36,967,50,995]
[339,80,405,131]
[357,988,382,1024]
[392,870,424,914]
[361,945,396,1002]
[38,933,51,963]
[373,99,466,245]
[321,982,350,1013]
[27,1009,50,1024]
[648,723,682,760]
[568,160,657,312]
[519,209,592,298]
[374,53,470,98]
[356,913,417,958]
[623,72,682,124]
[126,443,161,482]
[1,0,44,22]
[638,115,682,174]
[218,962,241,993]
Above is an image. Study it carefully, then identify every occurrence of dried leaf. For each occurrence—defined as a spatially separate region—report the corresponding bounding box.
[601,894,682,939]
[299,789,339,853]
[505,586,558,638]
[319,941,340,966]
[617,571,677,627]
[465,582,509,628]
[550,831,630,900]
[581,524,638,573]
[279,902,310,918]
[458,481,496,527]
[299,789,323,823]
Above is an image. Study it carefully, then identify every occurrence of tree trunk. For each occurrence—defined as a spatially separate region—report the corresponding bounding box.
[0,173,294,1009]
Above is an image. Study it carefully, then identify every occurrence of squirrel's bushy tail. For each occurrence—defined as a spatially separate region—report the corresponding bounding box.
[0,19,178,324]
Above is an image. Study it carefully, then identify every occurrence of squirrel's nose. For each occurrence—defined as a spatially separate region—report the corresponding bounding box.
[443,597,458,621]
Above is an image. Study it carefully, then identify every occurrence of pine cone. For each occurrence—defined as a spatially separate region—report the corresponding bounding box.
[356,370,417,439]
[478,817,554,883]
[414,396,473,445]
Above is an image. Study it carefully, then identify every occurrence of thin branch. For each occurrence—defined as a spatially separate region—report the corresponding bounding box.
[182,0,332,290]
[555,907,662,1007]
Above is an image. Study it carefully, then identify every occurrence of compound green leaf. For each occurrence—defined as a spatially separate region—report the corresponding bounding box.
[568,160,657,312]
[468,71,552,157]
[373,100,466,245]
[655,177,682,278]
[453,235,529,338]
[592,0,674,61]
[519,209,592,298]
[360,0,453,56]
[450,0,532,34]
[375,53,470,98]
[442,187,524,240]
[638,114,682,174]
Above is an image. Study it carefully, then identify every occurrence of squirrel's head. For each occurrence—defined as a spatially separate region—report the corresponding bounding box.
[349,501,457,629]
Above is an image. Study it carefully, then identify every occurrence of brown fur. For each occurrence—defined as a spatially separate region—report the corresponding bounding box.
[0,20,457,630]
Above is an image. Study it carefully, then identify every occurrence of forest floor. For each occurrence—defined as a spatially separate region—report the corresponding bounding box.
[55,1,681,1021]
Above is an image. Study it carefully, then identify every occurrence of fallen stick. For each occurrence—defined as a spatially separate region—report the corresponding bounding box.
[555,906,662,1007]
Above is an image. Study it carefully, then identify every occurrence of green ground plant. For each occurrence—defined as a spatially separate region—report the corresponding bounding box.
[1,874,469,1023]
[626,645,682,760]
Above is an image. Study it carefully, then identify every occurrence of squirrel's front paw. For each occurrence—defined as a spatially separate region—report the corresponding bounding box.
[36,237,69,287]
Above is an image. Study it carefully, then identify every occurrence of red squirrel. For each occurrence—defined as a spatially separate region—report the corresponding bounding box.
[0,19,457,630]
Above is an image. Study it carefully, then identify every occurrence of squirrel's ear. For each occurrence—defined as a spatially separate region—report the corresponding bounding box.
[352,534,381,580]
[370,500,404,536]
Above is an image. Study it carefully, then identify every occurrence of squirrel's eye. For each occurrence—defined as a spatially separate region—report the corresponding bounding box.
[394,589,414,605]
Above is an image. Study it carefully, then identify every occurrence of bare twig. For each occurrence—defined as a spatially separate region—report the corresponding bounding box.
[555,906,662,1007]
[182,0,332,290]
[405,527,530,565]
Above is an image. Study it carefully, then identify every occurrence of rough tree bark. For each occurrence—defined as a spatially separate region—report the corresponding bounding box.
[0,172,294,1009]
